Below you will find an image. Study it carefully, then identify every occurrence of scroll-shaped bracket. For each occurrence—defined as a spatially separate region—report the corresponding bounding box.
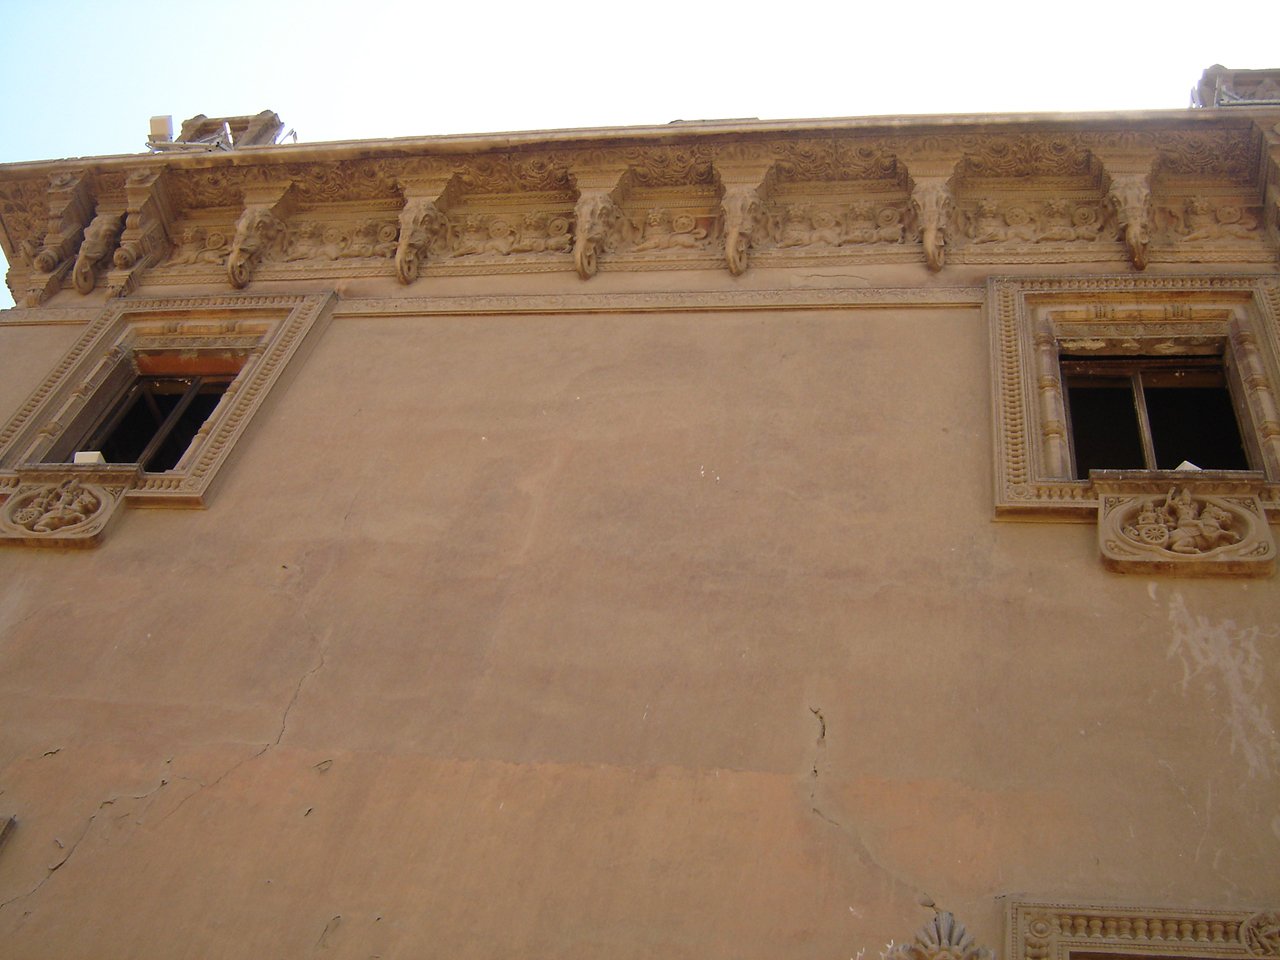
[902,157,958,272]
[227,182,296,289]
[394,174,457,284]
[23,170,95,306]
[1096,150,1158,270]
[889,912,994,960]
[569,166,632,280]
[0,465,139,548]
[714,159,776,277]
[1094,473,1276,576]
[107,169,175,297]
[72,200,127,294]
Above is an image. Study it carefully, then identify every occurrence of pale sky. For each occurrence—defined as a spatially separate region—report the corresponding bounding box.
[1,0,1277,307]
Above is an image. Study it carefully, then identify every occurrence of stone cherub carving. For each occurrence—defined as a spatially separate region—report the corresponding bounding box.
[1174,198,1258,242]
[169,226,230,265]
[631,208,708,252]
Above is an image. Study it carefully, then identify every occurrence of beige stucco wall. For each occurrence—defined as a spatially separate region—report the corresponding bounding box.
[0,265,1276,958]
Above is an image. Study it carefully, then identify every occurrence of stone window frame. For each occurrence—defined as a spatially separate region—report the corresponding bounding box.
[0,293,333,544]
[989,275,1280,522]
[1005,899,1280,960]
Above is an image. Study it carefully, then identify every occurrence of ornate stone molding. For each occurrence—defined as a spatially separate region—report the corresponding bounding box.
[1007,899,1280,960]
[988,275,1280,525]
[394,174,457,284]
[902,156,959,272]
[23,171,94,306]
[890,912,993,960]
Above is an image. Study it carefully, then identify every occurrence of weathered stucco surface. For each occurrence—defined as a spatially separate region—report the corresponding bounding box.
[1,97,1279,956]
[1,264,1276,958]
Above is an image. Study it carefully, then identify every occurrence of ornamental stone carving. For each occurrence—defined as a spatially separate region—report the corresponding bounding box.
[23,170,95,306]
[169,226,231,265]
[395,196,450,283]
[1242,911,1280,957]
[1164,197,1261,242]
[72,206,125,294]
[109,169,175,297]
[722,186,766,276]
[227,205,287,288]
[888,912,993,960]
[0,470,133,548]
[572,190,623,280]
[1105,171,1153,269]
[910,178,953,272]
[629,208,709,252]
[1095,478,1275,575]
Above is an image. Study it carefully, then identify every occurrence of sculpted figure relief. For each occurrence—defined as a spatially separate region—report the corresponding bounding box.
[169,226,230,265]
[5,478,103,534]
[1122,488,1244,555]
[1170,198,1259,242]
[630,208,708,252]
[510,213,572,254]
[845,202,905,244]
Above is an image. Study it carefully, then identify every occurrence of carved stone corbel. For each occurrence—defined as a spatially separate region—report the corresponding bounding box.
[227,183,296,288]
[107,169,175,297]
[72,200,127,294]
[23,171,94,306]
[394,175,457,284]
[714,158,776,277]
[1095,150,1158,269]
[902,157,957,272]
[569,167,631,280]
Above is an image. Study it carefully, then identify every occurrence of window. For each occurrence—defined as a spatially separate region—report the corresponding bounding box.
[0,293,333,546]
[1061,355,1250,477]
[987,276,1279,573]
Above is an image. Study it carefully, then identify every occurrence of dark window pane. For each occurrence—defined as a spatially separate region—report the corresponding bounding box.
[145,390,223,471]
[1145,386,1249,470]
[1065,382,1145,477]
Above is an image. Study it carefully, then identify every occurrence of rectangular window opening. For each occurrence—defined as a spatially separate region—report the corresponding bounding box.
[1062,355,1251,478]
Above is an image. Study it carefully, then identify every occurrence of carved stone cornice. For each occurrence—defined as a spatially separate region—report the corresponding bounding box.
[24,170,95,306]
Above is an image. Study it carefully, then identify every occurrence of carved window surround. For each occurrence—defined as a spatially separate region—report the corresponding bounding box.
[989,275,1280,575]
[0,293,333,546]
[1006,900,1280,960]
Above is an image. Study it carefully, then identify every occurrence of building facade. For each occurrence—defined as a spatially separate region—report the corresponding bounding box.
[0,71,1278,958]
